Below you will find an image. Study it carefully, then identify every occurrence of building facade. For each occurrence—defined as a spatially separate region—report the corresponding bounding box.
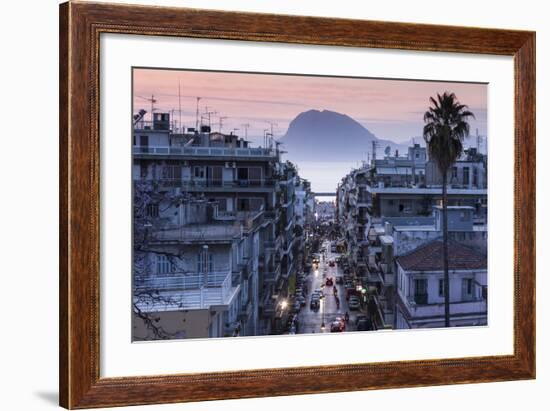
[337,143,488,330]
[132,112,311,339]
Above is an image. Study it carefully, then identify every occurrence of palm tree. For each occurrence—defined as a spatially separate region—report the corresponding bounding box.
[423,92,474,327]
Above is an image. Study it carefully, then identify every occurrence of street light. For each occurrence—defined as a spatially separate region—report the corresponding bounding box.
[280,299,288,310]
[320,298,325,331]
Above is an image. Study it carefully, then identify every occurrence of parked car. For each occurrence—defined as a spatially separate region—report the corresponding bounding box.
[335,276,343,285]
[357,318,374,331]
[296,296,306,307]
[348,296,360,310]
[355,315,368,325]
[310,299,320,310]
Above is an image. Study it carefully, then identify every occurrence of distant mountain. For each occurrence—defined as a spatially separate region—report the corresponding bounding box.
[278,109,408,162]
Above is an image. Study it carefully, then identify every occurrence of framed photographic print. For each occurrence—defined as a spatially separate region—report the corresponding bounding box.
[59,1,535,409]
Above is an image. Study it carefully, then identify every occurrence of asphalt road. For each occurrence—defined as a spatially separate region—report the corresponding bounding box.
[297,240,361,334]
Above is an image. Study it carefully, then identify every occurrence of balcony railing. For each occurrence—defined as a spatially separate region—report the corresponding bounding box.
[134,269,230,291]
[133,269,240,311]
[404,298,487,317]
[150,211,265,243]
[141,178,277,189]
[263,264,281,283]
[133,145,278,158]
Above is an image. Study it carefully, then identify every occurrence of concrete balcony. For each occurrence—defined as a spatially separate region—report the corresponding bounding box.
[263,264,281,284]
[150,211,264,244]
[133,145,278,159]
[147,178,277,193]
[134,268,230,291]
[238,300,253,321]
[403,298,487,318]
[261,293,282,316]
[133,269,240,311]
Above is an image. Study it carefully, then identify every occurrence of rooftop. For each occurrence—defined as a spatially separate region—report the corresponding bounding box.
[397,239,487,272]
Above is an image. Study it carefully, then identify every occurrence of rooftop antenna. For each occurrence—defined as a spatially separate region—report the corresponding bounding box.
[202,106,217,129]
[178,81,182,133]
[266,122,277,148]
[241,123,250,140]
[145,94,157,122]
[195,97,202,131]
[217,116,228,133]
[372,140,378,161]
[263,128,270,148]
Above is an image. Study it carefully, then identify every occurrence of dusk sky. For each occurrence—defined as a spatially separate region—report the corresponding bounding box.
[133,68,487,145]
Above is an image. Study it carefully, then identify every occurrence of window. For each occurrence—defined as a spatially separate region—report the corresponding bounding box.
[248,167,262,185]
[473,167,479,187]
[146,203,159,218]
[237,167,248,181]
[451,166,458,179]
[438,279,444,297]
[463,167,470,185]
[139,135,149,147]
[214,197,227,212]
[194,166,205,178]
[208,166,223,186]
[140,163,147,178]
[237,198,264,212]
[414,279,428,304]
[462,278,474,300]
[197,252,214,273]
[156,255,174,275]
[162,164,182,180]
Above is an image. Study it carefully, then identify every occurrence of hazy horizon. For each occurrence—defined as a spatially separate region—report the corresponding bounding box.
[133,68,487,146]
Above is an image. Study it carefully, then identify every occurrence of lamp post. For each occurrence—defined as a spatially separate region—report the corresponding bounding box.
[320,296,325,332]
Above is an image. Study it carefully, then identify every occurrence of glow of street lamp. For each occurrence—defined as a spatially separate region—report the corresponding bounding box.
[280,300,288,310]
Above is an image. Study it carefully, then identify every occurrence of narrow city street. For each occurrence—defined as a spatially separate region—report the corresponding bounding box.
[297,240,361,334]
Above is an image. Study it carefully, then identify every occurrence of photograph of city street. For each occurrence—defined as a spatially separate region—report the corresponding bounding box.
[132,68,488,341]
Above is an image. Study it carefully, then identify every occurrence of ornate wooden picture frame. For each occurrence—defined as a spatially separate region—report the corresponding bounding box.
[59,1,535,408]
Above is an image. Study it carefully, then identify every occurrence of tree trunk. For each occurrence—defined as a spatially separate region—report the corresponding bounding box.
[442,170,450,327]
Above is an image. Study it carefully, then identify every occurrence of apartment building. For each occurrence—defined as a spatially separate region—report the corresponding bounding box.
[395,239,487,328]
[132,112,306,339]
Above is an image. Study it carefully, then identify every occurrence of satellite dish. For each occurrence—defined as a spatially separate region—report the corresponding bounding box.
[384,146,391,156]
